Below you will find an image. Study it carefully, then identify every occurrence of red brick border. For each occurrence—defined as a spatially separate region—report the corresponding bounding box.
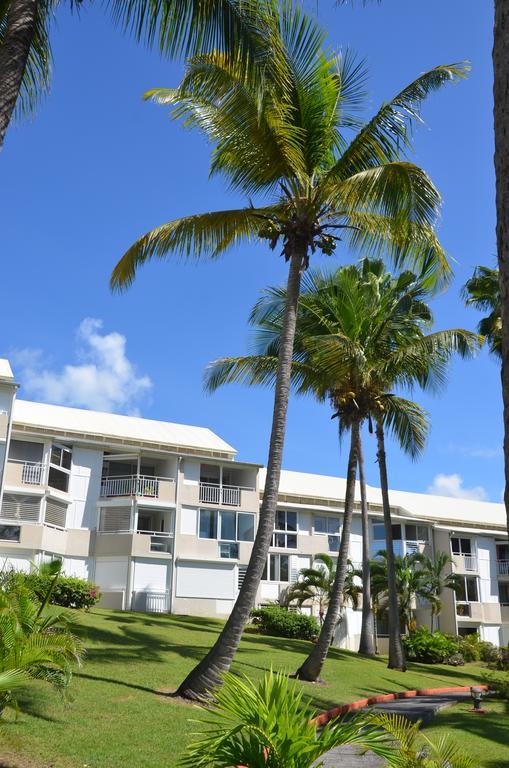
[313,684,488,727]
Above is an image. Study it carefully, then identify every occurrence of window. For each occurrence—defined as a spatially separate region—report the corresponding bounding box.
[48,444,72,493]
[499,582,509,606]
[0,525,20,542]
[272,510,297,549]
[456,575,479,603]
[199,509,217,539]
[238,513,255,542]
[372,523,401,541]
[262,554,290,582]
[314,515,341,552]
[198,509,255,543]
[451,537,472,556]
[219,542,239,559]
[405,524,429,542]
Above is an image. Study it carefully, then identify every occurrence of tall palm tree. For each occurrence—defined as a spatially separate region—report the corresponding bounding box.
[205,261,479,677]
[357,435,375,656]
[111,1,465,697]
[494,0,509,544]
[415,551,462,632]
[463,265,501,358]
[0,0,277,147]
[286,554,361,625]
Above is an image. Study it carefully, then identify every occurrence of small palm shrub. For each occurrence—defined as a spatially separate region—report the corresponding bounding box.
[0,562,84,714]
[23,573,101,609]
[251,606,319,641]
[403,627,458,664]
[178,669,473,768]
[178,670,397,768]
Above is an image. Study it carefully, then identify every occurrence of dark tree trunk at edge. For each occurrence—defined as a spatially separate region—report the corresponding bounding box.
[296,418,361,682]
[357,431,375,657]
[0,0,38,148]
[375,419,406,671]
[175,247,304,701]
[494,0,509,542]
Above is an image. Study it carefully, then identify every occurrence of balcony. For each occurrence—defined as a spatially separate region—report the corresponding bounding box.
[100,475,175,503]
[199,482,253,507]
[497,559,509,577]
[4,460,45,488]
[452,554,478,573]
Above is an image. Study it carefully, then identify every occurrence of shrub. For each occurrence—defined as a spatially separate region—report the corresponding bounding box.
[482,670,509,700]
[456,632,481,662]
[24,573,101,609]
[446,652,465,667]
[478,640,500,664]
[251,605,319,641]
[402,627,458,664]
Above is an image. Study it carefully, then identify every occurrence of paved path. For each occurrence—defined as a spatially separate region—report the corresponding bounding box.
[318,692,471,767]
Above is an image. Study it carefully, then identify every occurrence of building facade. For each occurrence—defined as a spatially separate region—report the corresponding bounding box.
[0,359,507,649]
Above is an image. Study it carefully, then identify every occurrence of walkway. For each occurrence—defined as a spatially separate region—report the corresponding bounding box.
[319,692,471,767]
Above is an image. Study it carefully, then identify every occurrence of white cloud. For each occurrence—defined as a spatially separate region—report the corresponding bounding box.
[427,473,488,502]
[12,318,152,414]
[442,442,500,460]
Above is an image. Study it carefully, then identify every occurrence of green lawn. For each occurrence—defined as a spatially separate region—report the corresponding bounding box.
[426,700,509,768]
[0,609,496,767]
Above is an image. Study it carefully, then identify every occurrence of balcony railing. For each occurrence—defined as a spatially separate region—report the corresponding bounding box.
[452,554,478,572]
[497,559,509,576]
[5,460,45,487]
[199,482,253,506]
[100,475,175,500]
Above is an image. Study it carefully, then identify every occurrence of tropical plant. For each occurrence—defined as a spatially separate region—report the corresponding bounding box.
[0,561,83,714]
[111,0,466,697]
[0,0,277,147]
[22,571,101,609]
[402,627,458,664]
[286,554,362,624]
[372,712,474,767]
[463,265,501,357]
[205,260,479,677]
[415,551,462,632]
[370,550,432,634]
[177,669,397,768]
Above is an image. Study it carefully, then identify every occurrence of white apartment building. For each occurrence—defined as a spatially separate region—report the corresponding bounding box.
[0,359,508,649]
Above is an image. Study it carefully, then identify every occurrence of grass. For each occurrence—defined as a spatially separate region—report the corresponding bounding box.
[0,608,495,767]
[426,699,509,768]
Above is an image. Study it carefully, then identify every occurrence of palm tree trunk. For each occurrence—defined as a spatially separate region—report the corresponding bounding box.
[175,246,304,701]
[0,0,38,148]
[296,417,360,682]
[358,432,375,657]
[494,0,509,542]
[375,419,406,671]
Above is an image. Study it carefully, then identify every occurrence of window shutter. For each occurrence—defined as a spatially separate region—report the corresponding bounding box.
[1,494,40,522]
[44,499,67,528]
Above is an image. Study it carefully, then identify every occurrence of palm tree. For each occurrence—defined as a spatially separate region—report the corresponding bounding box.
[416,551,462,632]
[358,435,375,656]
[0,562,83,714]
[494,0,509,544]
[463,266,501,358]
[111,1,466,697]
[370,550,432,634]
[0,0,277,147]
[286,554,361,625]
[205,260,479,677]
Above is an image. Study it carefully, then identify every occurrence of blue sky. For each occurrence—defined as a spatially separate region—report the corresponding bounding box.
[1,0,501,502]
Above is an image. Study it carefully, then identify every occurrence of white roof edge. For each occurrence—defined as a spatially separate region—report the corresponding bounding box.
[12,399,237,456]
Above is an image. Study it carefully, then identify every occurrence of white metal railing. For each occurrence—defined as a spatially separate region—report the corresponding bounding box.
[199,482,254,506]
[453,554,478,572]
[497,559,509,576]
[8,460,45,485]
[100,475,175,499]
